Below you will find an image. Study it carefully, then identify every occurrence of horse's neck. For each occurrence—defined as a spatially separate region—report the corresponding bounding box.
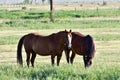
[55,33,66,44]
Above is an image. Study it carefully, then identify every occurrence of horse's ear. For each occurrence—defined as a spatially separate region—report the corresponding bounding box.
[65,29,67,31]
[69,29,72,32]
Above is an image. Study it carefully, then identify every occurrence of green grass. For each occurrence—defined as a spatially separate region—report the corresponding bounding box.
[0,10,49,19]
[0,20,120,30]
[55,9,120,18]
[94,34,120,41]
[0,64,120,80]
[0,35,20,45]
[0,6,120,80]
[0,9,120,19]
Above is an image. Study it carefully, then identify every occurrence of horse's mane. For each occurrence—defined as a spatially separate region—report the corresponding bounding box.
[57,31,66,34]
[85,35,95,58]
[48,31,66,37]
[49,33,56,37]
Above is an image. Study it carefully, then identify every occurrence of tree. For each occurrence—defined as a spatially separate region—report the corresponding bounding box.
[50,0,54,22]
[23,0,54,21]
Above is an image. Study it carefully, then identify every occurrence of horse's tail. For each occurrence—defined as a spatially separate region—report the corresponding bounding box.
[86,35,95,58]
[17,35,25,66]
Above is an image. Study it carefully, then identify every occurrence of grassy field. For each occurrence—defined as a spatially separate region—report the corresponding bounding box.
[0,3,120,80]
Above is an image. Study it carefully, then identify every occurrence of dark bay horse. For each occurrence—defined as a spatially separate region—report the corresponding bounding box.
[65,32,95,68]
[17,30,72,67]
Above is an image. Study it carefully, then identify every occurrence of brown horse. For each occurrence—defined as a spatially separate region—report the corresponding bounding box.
[64,32,95,68]
[17,30,72,67]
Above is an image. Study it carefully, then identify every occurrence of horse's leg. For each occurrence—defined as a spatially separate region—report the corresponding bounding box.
[65,49,71,63]
[31,52,36,67]
[51,55,55,66]
[70,52,76,64]
[26,51,31,67]
[57,54,62,66]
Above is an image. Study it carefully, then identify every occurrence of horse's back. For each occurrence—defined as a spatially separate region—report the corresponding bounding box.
[23,33,56,55]
[71,32,95,56]
[73,32,84,37]
[71,32,85,55]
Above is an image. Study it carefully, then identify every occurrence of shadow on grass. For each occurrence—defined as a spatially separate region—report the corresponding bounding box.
[73,14,81,18]
[22,12,45,19]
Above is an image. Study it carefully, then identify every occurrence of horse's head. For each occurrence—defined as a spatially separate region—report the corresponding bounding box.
[57,30,72,48]
[83,55,93,68]
[55,30,72,48]
[84,47,95,68]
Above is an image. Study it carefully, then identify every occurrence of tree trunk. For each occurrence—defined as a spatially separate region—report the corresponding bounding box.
[50,0,54,22]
